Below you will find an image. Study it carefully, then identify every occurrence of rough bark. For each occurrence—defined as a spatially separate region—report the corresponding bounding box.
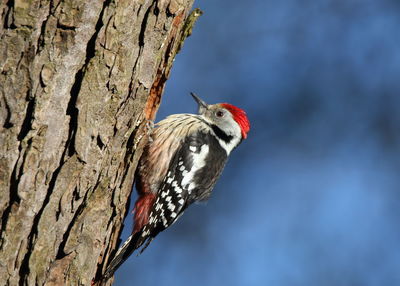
[0,0,198,285]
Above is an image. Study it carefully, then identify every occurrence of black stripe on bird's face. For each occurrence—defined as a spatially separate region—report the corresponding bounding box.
[210,124,234,144]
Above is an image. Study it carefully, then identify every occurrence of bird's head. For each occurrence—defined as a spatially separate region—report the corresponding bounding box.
[191,93,250,141]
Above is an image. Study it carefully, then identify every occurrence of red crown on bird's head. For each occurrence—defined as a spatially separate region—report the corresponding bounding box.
[220,103,250,139]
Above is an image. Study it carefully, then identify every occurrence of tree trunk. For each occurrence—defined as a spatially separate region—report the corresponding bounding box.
[0,0,198,285]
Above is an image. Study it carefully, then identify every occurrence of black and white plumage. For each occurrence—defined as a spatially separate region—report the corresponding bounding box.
[102,93,250,280]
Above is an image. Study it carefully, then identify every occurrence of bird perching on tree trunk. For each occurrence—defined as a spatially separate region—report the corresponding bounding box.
[99,93,250,281]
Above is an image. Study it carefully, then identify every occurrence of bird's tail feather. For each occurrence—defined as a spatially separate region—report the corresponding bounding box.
[103,232,146,279]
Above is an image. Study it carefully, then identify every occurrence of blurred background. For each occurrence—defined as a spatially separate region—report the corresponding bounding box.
[117,0,400,285]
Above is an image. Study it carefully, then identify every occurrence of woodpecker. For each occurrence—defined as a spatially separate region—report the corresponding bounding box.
[103,93,250,279]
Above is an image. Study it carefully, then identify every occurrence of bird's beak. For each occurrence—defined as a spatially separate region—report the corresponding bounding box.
[190,92,208,115]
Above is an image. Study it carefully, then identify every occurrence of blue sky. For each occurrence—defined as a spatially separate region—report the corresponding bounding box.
[115,1,400,285]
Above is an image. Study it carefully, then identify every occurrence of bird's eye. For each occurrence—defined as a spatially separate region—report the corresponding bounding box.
[216,110,224,117]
